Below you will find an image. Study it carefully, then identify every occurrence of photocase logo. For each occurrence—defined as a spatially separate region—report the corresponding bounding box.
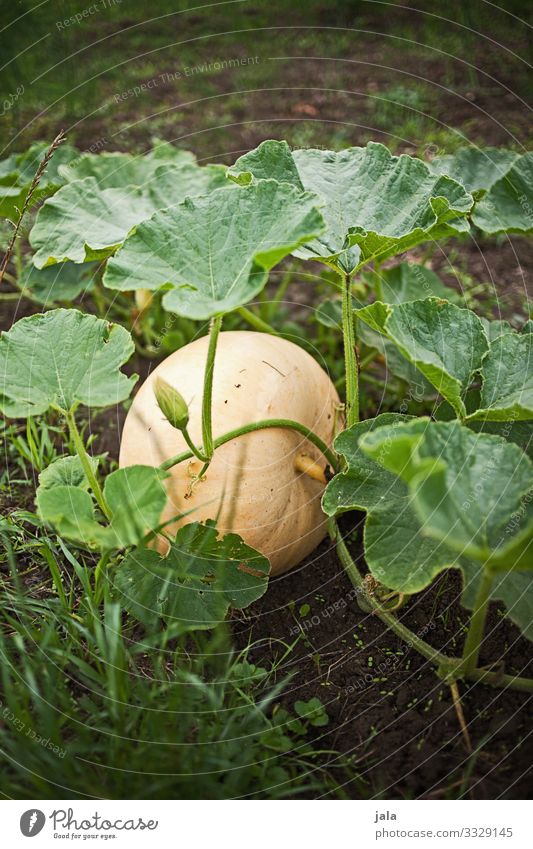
[20,810,46,837]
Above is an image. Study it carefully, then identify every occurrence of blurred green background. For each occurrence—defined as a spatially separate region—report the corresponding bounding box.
[1,0,531,162]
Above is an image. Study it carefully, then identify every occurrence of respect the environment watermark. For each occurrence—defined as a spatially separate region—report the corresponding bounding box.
[56,0,122,31]
[113,56,261,103]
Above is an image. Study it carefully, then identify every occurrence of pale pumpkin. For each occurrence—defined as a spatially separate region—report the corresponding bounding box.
[119,331,340,575]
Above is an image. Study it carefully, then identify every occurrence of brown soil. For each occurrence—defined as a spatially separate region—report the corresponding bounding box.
[232,516,533,799]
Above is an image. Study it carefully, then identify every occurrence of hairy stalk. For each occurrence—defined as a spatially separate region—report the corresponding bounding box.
[461,568,494,675]
[331,520,459,677]
[237,306,279,335]
[66,411,110,520]
[342,272,359,426]
[201,315,222,459]
[160,418,339,473]
[332,520,533,693]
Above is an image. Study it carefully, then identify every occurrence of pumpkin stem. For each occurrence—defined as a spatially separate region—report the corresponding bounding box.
[294,453,327,484]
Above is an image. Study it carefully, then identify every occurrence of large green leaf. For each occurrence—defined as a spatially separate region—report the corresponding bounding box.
[361,325,438,399]
[102,465,169,548]
[433,396,533,460]
[472,152,533,234]
[469,420,533,460]
[364,263,461,396]
[436,394,533,459]
[325,416,533,634]
[467,332,533,422]
[0,181,32,223]
[15,142,78,186]
[428,147,518,195]
[322,413,414,517]
[355,298,488,418]
[229,140,473,273]
[19,260,98,305]
[29,161,230,267]
[359,419,533,567]
[0,308,136,417]
[104,181,325,319]
[144,139,197,165]
[29,178,155,266]
[363,501,460,594]
[58,147,196,188]
[146,163,228,209]
[60,152,225,200]
[479,317,513,342]
[0,154,20,180]
[37,465,168,551]
[323,414,457,593]
[317,263,460,397]
[113,521,270,629]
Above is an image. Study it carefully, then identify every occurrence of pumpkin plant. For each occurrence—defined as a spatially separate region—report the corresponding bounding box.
[1,139,532,699]
[0,308,270,623]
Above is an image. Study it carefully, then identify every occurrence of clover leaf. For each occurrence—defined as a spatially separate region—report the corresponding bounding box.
[229,140,473,273]
[103,181,325,319]
[0,308,136,417]
[113,520,270,629]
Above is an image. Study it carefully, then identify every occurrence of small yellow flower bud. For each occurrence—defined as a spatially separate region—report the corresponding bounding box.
[154,376,189,431]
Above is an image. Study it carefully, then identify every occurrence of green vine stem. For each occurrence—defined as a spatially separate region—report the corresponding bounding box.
[237,306,279,335]
[66,410,110,520]
[160,418,339,474]
[181,426,210,463]
[331,520,459,677]
[342,272,359,426]
[467,667,533,693]
[201,315,223,459]
[331,520,533,693]
[460,568,494,675]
